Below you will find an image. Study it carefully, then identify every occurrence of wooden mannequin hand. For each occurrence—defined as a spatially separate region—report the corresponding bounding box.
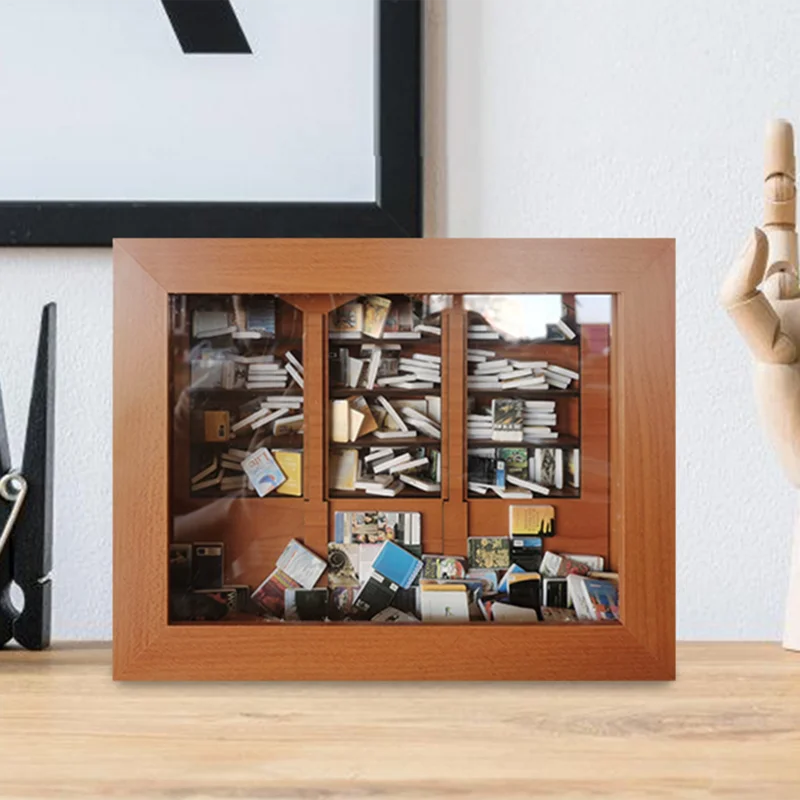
[721,227,798,364]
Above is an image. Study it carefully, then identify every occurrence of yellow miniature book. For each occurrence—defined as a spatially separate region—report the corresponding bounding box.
[508,504,556,537]
[273,450,303,496]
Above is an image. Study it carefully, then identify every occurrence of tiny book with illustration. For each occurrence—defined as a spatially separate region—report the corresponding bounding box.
[509,504,556,537]
[241,447,286,497]
[467,536,511,570]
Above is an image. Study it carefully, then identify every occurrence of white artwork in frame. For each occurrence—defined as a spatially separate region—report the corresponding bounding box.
[0,0,422,243]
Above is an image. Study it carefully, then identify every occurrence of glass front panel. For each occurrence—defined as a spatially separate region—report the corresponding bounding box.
[168,293,304,623]
[167,291,615,626]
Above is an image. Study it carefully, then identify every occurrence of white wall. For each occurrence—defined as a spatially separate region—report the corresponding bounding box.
[428,0,800,639]
[1,0,797,640]
[0,251,112,639]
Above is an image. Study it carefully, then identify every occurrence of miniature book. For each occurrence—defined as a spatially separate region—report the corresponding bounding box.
[509,536,544,572]
[508,504,556,537]
[241,447,286,497]
[327,543,360,587]
[420,584,469,623]
[371,540,423,589]
[491,602,540,623]
[467,536,511,570]
[284,588,328,621]
[567,575,619,621]
[273,450,302,496]
[363,296,393,338]
[276,539,326,589]
[331,301,364,333]
[251,568,301,617]
[422,555,467,580]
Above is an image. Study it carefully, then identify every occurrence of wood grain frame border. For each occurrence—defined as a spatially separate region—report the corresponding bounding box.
[113,238,675,681]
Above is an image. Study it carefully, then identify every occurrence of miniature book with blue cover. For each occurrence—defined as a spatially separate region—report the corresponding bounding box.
[371,540,422,589]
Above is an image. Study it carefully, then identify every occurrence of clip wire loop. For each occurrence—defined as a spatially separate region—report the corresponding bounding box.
[0,472,28,558]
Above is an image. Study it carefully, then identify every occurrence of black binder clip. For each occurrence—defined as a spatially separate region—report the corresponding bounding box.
[0,303,56,650]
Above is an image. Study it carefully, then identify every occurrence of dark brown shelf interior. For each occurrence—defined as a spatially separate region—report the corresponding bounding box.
[329,488,440,500]
[468,486,580,499]
[467,389,579,399]
[329,334,441,345]
[192,434,304,450]
[467,435,579,449]
[330,436,440,449]
[330,387,441,398]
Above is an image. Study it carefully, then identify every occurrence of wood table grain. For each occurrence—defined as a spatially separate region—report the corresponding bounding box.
[0,643,798,799]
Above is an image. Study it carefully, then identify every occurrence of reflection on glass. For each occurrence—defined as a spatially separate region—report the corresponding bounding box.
[164,291,616,627]
[168,293,304,624]
[464,294,582,500]
[327,294,447,499]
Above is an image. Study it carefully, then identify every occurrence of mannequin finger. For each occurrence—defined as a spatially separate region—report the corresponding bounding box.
[720,228,769,308]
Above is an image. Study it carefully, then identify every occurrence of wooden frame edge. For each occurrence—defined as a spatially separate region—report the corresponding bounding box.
[112,238,676,681]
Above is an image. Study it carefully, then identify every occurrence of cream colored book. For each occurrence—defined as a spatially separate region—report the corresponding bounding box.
[331,400,350,443]
[349,407,366,442]
[330,449,359,491]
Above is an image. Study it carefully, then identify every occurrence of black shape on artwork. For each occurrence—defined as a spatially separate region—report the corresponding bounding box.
[162,0,251,54]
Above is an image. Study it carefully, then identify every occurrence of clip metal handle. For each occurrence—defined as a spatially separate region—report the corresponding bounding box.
[0,472,28,558]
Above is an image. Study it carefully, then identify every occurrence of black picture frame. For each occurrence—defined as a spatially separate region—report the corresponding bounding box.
[0,0,422,246]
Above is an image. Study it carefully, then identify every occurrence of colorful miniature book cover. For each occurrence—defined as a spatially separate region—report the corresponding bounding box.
[498,447,528,478]
[276,539,327,589]
[491,398,523,438]
[539,448,557,485]
[273,450,303,496]
[585,579,619,621]
[241,447,286,497]
[497,562,526,593]
[510,536,544,572]
[372,540,423,590]
[362,295,393,338]
[331,301,364,333]
[382,297,414,333]
[467,536,511,570]
[349,511,381,542]
[422,555,468,580]
[328,587,359,621]
[508,504,556,537]
[466,568,499,593]
[327,543,360,587]
[250,568,300,618]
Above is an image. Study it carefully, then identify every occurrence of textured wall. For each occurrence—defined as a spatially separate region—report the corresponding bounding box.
[2,0,798,640]
[0,250,112,639]
[427,0,800,639]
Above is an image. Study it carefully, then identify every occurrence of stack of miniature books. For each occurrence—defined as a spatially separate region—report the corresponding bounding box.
[330,393,441,496]
[467,352,579,392]
[242,507,618,624]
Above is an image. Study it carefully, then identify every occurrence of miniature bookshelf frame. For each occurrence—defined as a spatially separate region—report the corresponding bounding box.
[113,238,675,681]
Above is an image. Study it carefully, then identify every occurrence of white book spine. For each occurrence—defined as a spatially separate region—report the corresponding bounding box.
[231,407,272,433]
[389,457,430,474]
[251,407,290,430]
[374,430,418,440]
[377,395,409,431]
[506,474,550,495]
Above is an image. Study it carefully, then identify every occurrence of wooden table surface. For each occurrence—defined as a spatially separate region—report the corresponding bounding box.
[0,643,798,799]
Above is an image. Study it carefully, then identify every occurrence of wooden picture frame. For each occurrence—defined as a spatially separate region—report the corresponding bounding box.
[0,0,421,245]
[113,238,675,681]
